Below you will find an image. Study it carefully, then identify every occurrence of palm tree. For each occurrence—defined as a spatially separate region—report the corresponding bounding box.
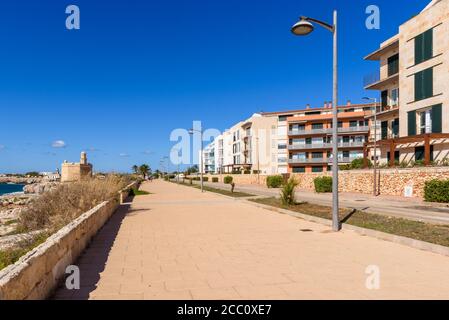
[139,164,151,180]
[132,165,139,174]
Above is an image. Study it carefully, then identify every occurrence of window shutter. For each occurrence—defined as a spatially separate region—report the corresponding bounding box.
[415,71,423,101]
[432,104,442,133]
[423,29,433,61]
[408,111,416,136]
[423,68,433,99]
[415,33,423,65]
[381,90,388,108]
[381,121,388,140]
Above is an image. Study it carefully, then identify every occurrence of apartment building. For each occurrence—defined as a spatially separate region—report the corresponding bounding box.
[201,113,279,174]
[364,0,449,166]
[284,103,374,173]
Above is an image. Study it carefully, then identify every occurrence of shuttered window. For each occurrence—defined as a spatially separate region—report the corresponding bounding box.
[415,29,433,65]
[381,90,388,109]
[388,54,399,76]
[381,121,388,140]
[431,104,442,133]
[414,67,433,101]
[392,118,399,137]
[408,111,416,136]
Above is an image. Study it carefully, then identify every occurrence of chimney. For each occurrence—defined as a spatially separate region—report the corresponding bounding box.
[306,104,310,110]
[323,101,327,108]
[347,100,351,106]
[328,102,332,109]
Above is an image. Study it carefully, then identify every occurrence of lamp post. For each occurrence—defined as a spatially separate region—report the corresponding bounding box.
[172,147,181,184]
[291,11,340,231]
[189,128,204,193]
[363,97,378,196]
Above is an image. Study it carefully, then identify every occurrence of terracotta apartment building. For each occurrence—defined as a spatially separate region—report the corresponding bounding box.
[286,103,374,173]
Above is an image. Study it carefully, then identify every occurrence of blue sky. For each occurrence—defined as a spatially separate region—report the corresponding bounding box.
[0,0,428,173]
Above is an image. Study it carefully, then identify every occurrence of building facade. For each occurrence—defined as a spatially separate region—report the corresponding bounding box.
[364,0,449,166]
[285,103,373,173]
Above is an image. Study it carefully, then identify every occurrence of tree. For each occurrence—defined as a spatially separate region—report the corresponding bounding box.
[139,164,151,179]
[185,165,199,175]
[132,165,139,174]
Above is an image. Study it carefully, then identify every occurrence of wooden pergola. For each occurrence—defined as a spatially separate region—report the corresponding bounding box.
[363,133,449,167]
[221,164,252,173]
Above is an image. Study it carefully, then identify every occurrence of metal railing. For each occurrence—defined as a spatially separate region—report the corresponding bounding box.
[288,141,365,150]
[288,157,358,164]
[289,126,369,136]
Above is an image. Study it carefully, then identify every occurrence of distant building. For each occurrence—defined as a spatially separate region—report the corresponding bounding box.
[61,152,93,182]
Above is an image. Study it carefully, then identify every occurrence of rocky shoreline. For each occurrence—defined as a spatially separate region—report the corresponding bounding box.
[0,177,41,185]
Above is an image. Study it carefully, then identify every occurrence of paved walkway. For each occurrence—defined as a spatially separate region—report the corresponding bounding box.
[187,180,449,225]
[54,180,449,300]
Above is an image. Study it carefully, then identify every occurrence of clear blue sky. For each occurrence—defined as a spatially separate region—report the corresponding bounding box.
[0,0,427,173]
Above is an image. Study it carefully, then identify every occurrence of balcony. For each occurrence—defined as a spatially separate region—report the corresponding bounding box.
[364,72,399,90]
[288,157,357,165]
[289,126,369,136]
[338,126,369,133]
[288,142,364,150]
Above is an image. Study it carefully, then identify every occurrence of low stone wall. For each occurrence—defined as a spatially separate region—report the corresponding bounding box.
[200,167,449,199]
[0,181,138,300]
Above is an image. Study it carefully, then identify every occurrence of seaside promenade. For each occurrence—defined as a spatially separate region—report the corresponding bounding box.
[54,180,449,300]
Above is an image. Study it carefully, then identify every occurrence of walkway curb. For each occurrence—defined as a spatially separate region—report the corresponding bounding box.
[245,200,449,258]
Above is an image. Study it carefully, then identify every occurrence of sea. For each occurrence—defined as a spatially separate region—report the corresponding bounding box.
[0,183,25,196]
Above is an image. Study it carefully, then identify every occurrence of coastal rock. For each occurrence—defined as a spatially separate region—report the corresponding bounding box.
[23,182,59,194]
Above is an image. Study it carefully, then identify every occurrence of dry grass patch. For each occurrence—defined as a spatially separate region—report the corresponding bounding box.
[250,197,449,247]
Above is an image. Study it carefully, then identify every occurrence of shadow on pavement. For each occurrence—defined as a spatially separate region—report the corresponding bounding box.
[52,196,135,300]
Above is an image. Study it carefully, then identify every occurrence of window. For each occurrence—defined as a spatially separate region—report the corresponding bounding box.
[415,146,433,161]
[312,123,323,130]
[305,137,312,145]
[343,136,350,143]
[418,109,432,134]
[392,118,399,137]
[350,121,357,127]
[381,90,388,109]
[312,167,323,173]
[415,29,433,65]
[381,121,388,140]
[278,144,287,150]
[390,88,399,106]
[388,54,399,76]
[278,115,288,122]
[292,167,305,173]
[312,152,323,159]
[387,151,400,162]
[415,67,433,101]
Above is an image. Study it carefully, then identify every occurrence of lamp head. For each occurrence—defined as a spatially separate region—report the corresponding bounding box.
[291,17,314,36]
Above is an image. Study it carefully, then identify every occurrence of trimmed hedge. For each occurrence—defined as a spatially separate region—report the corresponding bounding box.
[314,176,332,193]
[224,176,233,184]
[212,177,219,183]
[424,179,449,203]
[266,175,284,188]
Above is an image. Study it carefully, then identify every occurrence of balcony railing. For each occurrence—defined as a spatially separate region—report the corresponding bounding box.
[288,157,357,165]
[289,126,369,136]
[288,141,365,150]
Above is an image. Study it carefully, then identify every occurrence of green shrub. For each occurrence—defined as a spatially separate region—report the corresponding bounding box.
[252,170,261,174]
[266,175,284,188]
[224,176,233,184]
[314,176,333,193]
[212,177,219,183]
[350,158,371,169]
[243,170,251,174]
[339,164,351,171]
[424,179,449,203]
[280,177,299,205]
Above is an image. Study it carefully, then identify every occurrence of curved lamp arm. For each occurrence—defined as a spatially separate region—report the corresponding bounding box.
[301,16,334,33]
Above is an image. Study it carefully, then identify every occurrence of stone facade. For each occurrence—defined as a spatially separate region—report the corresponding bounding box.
[203,166,449,199]
[61,152,93,183]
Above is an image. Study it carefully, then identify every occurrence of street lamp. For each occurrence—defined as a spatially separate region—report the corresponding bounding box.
[172,147,181,184]
[363,97,379,196]
[292,11,340,231]
[188,128,204,193]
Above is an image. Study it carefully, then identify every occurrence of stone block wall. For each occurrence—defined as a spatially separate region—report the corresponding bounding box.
[201,167,449,199]
[0,181,138,300]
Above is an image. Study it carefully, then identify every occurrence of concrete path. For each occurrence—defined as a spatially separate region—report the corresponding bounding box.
[54,180,449,300]
[187,180,449,225]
